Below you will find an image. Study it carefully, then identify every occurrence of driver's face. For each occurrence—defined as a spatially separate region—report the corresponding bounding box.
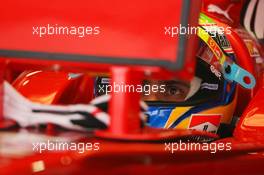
[142,80,190,102]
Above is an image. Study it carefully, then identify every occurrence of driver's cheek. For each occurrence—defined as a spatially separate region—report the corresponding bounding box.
[141,91,160,101]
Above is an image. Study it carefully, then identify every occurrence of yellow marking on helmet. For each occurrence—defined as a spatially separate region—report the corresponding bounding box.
[197,91,238,124]
[219,57,226,65]
[164,107,192,129]
[163,91,237,129]
[175,117,191,129]
[198,27,209,42]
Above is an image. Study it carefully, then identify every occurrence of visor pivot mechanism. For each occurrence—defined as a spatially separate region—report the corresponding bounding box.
[223,62,256,89]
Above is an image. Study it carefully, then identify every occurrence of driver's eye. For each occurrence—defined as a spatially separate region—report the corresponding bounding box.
[165,86,183,96]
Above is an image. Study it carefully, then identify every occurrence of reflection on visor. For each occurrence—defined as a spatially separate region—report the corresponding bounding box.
[95,61,223,105]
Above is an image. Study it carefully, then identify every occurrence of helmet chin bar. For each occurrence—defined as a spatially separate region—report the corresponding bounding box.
[197,27,256,89]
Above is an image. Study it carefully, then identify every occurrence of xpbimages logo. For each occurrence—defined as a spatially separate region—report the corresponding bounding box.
[32,140,100,153]
[164,140,232,154]
[164,24,231,37]
[32,24,100,37]
[98,82,166,95]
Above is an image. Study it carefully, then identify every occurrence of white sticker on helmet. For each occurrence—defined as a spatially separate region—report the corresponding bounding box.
[201,83,219,90]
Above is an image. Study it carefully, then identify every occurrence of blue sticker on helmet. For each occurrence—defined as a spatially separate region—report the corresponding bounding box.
[146,106,174,128]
